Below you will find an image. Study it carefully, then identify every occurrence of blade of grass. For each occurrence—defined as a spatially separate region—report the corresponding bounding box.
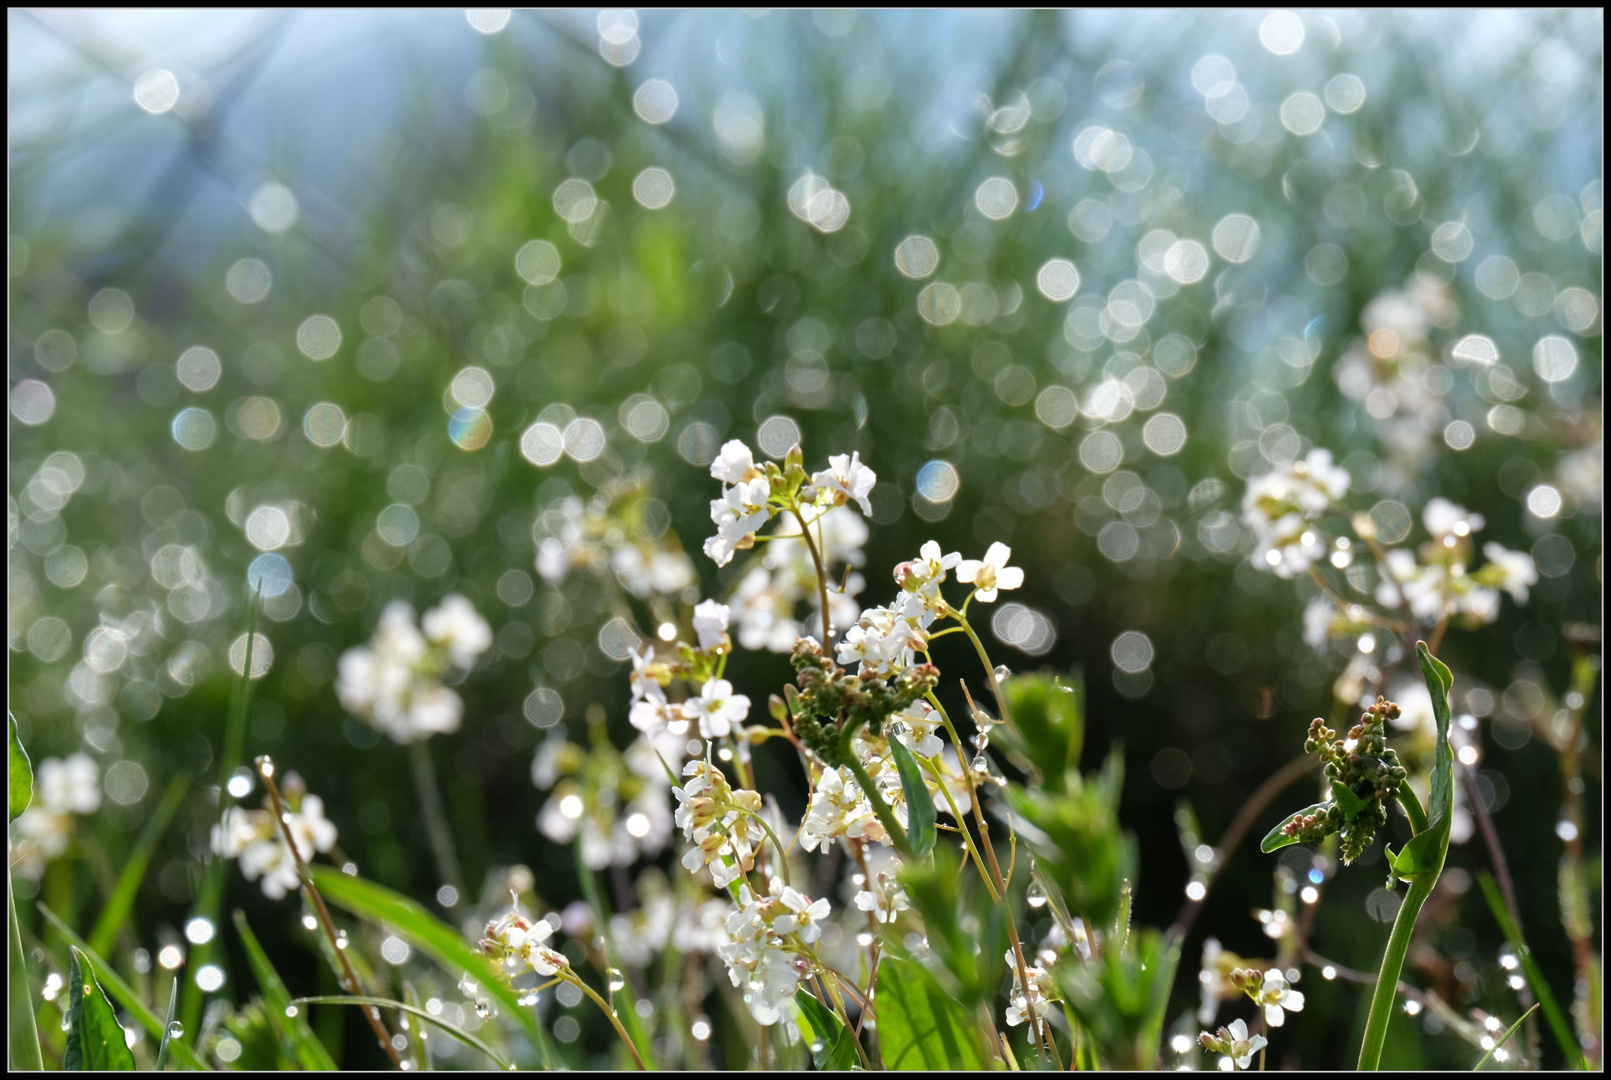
[232,911,338,1070]
[9,871,45,1071]
[1477,871,1578,1067]
[292,996,513,1070]
[181,586,261,1041]
[306,866,544,1053]
[87,776,190,957]
[36,904,209,1071]
[1475,1002,1539,1070]
[155,976,179,1070]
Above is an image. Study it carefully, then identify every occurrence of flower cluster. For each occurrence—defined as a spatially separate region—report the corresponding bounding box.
[533,730,678,871]
[479,902,569,979]
[210,775,337,900]
[1230,965,1306,1027]
[1199,1018,1268,1070]
[1375,499,1536,627]
[731,508,868,651]
[673,758,768,889]
[718,879,825,1025]
[1283,698,1408,863]
[1242,448,1351,578]
[1005,950,1061,1027]
[9,753,100,880]
[852,868,911,924]
[533,481,697,604]
[336,595,492,743]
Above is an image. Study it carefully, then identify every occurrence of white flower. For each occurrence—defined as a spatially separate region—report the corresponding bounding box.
[286,795,338,861]
[1423,498,1484,542]
[1243,449,1349,577]
[422,594,493,669]
[811,452,877,516]
[241,837,302,900]
[955,542,1024,603]
[704,477,772,567]
[1302,597,1339,649]
[1254,968,1305,1027]
[710,439,759,484]
[681,678,752,740]
[835,605,925,676]
[1004,949,1057,1027]
[37,754,101,816]
[9,808,73,879]
[1480,543,1537,603]
[1202,1018,1267,1070]
[774,887,832,943]
[890,700,944,758]
[853,872,911,924]
[481,906,567,977]
[692,599,731,651]
[732,567,803,653]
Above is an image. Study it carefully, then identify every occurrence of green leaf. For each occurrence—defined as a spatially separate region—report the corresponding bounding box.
[995,673,1084,792]
[88,777,190,957]
[874,956,993,1070]
[1330,780,1368,815]
[155,976,178,1071]
[1475,1003,1539,1070]
[306,866,547,1051]
[9,871,44,1071]
[291,996,513,1070]
[1260,802,1329,853]
[1417,642,1455,834]
[233,911,338,1070]
[64,946,136,1071]
[36,904,209,1071]
[794,987,858,1070]
[9,713,33,822]
[887,735,936,857]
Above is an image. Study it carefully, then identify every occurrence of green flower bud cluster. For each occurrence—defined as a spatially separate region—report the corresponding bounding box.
[786,637,938,767]
[1288,697,1409,863]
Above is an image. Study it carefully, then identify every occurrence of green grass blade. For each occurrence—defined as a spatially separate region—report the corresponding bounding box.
[306,866,545,1054]
[88,777,190,957]
[35,904,209,1071]
[291,995,513,1070]
[1475,1002,1539,1070]
[9,871,45,1071]
[155,976,178,1070]
[1477,872,1578,1067]
[65,946,137,1070]
[232,911,338,1070]
[573,844,656,1069]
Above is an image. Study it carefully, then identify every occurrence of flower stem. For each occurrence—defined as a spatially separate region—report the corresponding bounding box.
[567,971,647,1070]
[409,739,466,899]
[840,750,911,856]
[1357,874,1435,1069]
[259,759,403,1070]
[792,504,835,645]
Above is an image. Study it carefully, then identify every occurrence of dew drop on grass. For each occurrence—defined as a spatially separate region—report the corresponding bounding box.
[167,1020,185,1038]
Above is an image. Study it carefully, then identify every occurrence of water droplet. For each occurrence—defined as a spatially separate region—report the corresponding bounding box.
[607,968,626,993]
[166,1020,185,1038]
[810,1041,824,1053]
[61,1015,73,1032]
[1027,881,1048,909]
[475,1001,492,1020]
[971,752,991,774]
[301,914,318,931]
[973,730,991,751]
[284,1006,298,1018]
[856,931,875,947]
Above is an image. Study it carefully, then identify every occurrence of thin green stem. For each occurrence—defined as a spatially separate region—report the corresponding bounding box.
[1396,784,1429,835]
[840,751,910,856]
[1357,875,1435,1069]
[953,611,1016,734]
[792,504,835,645]
[737,807,791,888]
[567,972,647,1070]
[409,739,466,898]
[921,752,999,902]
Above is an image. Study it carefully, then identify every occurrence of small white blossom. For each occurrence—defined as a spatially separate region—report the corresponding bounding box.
[1423,498,1484,542]
[710,439,760,484]
[955,542,1025,603]
[811,452,877,516]
[1254,968,1305,1028]
[1201,1018,1267,1070]
[692,599,731,651]
[853,871,911,924]
[37,754,101,816]
[704,477,772,567]
[1480,543,1537,603]
[681,678,751,740]
[1004,949,1058,1027]
[773,887,832,944]
[1243,449,1349,577]
[421,594,493,669]
[835,604,925,676]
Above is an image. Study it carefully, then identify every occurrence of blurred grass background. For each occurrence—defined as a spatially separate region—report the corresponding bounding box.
[8,8,1601,1069]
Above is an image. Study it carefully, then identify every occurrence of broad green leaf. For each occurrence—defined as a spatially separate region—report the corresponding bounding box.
[874,956,993,1070]
[233,911,338,1070]
[37,904,208,1071]
[1260,802,1329,853]
[1330,780,1368,815]
[1389,828,1445,883]
[794,987,858,1070]
[1417,642,1455,834]
[155,976,178,1071]
[9,871,44,1071]
[291,996,512,1070]
[64,946,136,1071]
[88,777,190,957]
[307,866,546,1050]
[887,735,935,857]
[9,713,32,822]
